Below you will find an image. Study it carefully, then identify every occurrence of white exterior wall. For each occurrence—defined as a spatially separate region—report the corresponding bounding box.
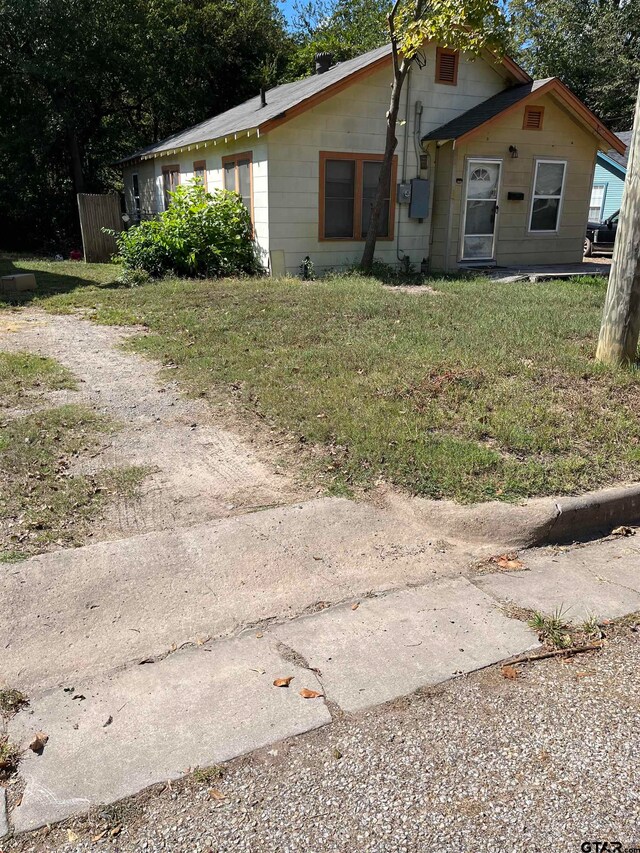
[266,44,510,275]
[122,137,270,269]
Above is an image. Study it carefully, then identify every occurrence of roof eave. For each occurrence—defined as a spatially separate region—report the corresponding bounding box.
[427,79,625,153]
[119,45,531,166]
[598,150,628,174]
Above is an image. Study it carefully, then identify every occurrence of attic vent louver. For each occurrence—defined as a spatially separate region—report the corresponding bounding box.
[523,105,544,129]
[435,47,458,84]
[315,52,333,74]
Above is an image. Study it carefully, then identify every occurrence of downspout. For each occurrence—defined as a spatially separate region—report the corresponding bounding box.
[443,142,457,273]
[413,100,424,173]
[397,66,412,266]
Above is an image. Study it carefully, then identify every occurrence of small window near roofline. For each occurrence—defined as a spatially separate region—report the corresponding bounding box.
[436,47,459,85]
[523,106,544,130]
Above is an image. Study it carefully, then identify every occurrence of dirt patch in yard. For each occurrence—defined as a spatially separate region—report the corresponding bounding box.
[0,310,309,548]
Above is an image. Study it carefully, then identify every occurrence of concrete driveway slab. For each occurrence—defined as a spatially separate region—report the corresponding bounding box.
[8,635,330,833]
[271,577,539,713]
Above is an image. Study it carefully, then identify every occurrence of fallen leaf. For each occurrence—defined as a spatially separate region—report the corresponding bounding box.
[67,829,79,842]
[612,525,635,537]
[501,665,520,680]
[299,688,323,699]
[209,788,226,801]
[273,676,294,687]
[29,731,48,753]
[255,632,264,639]
[110,826,122,837]
[91,830,108,842]
[351,602,359,611]
[493,553,524,571]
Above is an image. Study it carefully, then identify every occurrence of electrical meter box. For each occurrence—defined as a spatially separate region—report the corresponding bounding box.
[397,182,412,204]
[409,178,430,218]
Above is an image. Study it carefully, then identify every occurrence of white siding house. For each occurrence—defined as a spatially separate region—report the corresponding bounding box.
[120,42,624,275]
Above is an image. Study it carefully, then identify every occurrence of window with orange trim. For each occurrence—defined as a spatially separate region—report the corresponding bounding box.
[162,164,180,209]
[193,159,207,189]
[319,152,397,241]
[222,152,253,221]
[435,47,459,85]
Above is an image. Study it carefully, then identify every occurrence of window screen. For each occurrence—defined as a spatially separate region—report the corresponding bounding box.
[193,160,207,189]
[222,154,253,220]
[530,161,566,231]
[324,159,355,238]
[361,161,390,238]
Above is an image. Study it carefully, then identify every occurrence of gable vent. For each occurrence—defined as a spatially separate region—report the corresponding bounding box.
[436,47,458,85]
[523,106,544,130]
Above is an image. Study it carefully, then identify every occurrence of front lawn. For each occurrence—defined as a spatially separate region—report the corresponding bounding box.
[2,256,638,503]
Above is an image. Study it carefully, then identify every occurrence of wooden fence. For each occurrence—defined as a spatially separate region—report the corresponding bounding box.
[77,193,122,263]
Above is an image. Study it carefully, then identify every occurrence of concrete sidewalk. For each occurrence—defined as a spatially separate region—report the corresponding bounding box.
[5,532,640,837]
[1,497,477,693]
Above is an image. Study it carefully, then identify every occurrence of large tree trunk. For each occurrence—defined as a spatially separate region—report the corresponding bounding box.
[596,80,640,365]
[360,61,409,272]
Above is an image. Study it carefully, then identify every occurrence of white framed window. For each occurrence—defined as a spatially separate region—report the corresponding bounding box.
[589,184,607,221]
[529,160,566,232]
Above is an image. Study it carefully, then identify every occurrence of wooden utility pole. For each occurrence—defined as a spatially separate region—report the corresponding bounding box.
[596,81,640,365]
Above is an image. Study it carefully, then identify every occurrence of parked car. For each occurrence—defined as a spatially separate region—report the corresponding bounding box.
[584,210,618,256]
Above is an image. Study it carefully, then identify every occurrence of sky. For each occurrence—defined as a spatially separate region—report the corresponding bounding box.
[279,0,298,27]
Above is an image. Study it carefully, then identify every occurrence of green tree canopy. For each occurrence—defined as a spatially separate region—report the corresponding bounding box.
[509,0,640,131]
[288,0,391,77]
[0,0,291,249]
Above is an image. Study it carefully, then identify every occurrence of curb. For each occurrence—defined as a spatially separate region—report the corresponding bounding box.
[402,483,640,550]
[542,484,640,546]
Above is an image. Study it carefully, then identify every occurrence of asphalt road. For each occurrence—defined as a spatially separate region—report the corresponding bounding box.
[6,625,640,853]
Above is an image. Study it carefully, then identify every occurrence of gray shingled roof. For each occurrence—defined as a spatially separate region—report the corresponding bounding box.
[606,130,631,169]
[422,79,552,141]
[121,44,392,163]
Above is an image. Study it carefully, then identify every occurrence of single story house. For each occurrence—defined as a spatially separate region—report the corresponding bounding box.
[589,130,630,221]
[120,42,624,275]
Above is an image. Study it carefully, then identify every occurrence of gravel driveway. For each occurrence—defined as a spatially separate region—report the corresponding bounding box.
[7,631,640,852]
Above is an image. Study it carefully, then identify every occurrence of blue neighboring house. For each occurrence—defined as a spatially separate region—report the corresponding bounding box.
[589,131,631,221]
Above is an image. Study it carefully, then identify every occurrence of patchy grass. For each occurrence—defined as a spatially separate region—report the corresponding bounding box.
[0,351,76,409]
[0,404,147,559]
[0,253,119,303]
[0,687,29,717]
[192,765,225,785]
[0,735,20,779]
[528,606,573,648]
[9,259,640,502]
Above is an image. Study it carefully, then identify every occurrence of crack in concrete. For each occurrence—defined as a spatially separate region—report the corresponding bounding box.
[274,640,342,722]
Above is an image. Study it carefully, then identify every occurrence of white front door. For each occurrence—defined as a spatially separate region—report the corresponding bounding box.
[462,159,502,261]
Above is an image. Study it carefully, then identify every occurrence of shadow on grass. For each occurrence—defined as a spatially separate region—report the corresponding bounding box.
[0,254,122,306]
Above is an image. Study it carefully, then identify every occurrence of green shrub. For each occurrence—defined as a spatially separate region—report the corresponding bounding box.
[114,181,262,278]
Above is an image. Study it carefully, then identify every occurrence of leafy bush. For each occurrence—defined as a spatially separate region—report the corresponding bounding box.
[114,181,261,278]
